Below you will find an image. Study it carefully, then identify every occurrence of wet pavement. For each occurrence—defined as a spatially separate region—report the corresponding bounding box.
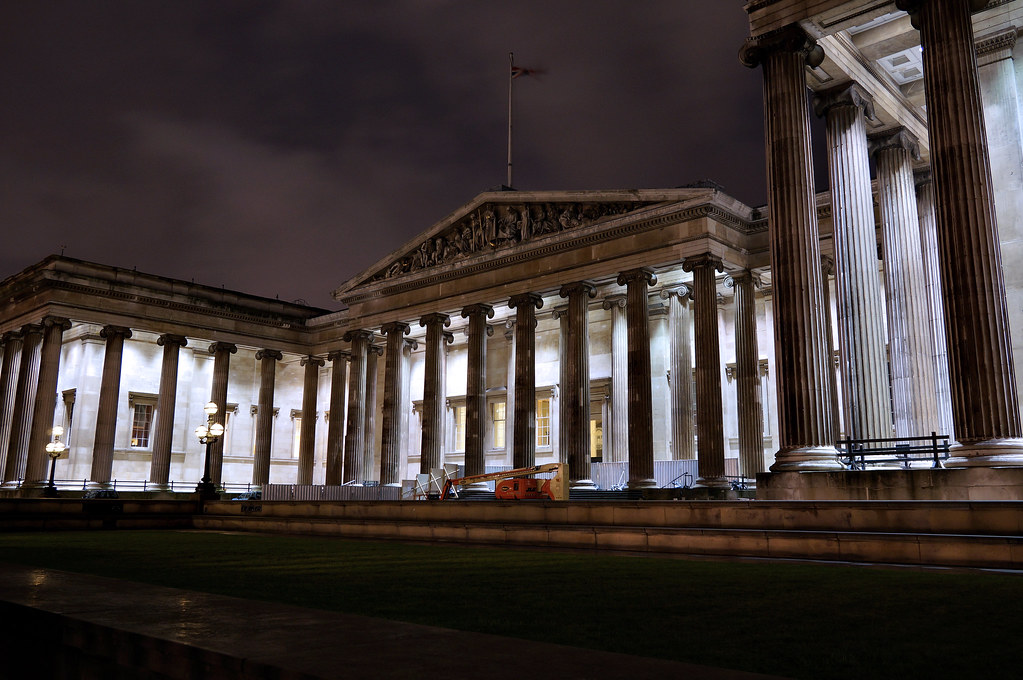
[0,561,788,679]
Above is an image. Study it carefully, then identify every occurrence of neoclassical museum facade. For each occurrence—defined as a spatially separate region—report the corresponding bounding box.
[2,0,1022,495]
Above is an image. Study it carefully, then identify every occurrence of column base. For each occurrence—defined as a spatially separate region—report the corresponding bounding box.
[944,438,1023,468]
[570,479,598,490]
[695,476,730,489]
[769,446,845,472]
[626,478,657,489]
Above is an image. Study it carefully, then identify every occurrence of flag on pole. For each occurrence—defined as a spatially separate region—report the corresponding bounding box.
[507,53,545,189]
[511,65,543,79]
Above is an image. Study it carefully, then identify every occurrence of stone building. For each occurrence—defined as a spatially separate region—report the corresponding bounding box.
[1,0,1022,496]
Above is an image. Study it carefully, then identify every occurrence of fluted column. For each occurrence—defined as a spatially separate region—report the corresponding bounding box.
[896,0,1023,464]
[419,314,451,474]
[150,334,187,487]
[0,332,24,476]
[251,349,282,486]
[727,272,765,478]
[819,256,842,440]
[741,25,842,470]
[462,305,494,482]
[871,128,940,438]
[683,256,727,488]
[915,172,955,440]
[400,338,417,477]
[553,307,570,466]
[616,268,657,488]
[3,325,42,485]
[343,331,372,483]
[660,287,695,460]
[509,293,543,468]
[380,322,411,486]
[503,321,516,461]
[23,317,73,486]
[813,83,893,442]
[206,342,237,486]
[325,351,349,485]
[602,295,629,463]
[298,355,323,485]
[89,325,132,486]
[362,345,382,483]
[560,282,597,489]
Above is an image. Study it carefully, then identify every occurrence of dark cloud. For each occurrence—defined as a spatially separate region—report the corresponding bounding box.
[0,1,766,308]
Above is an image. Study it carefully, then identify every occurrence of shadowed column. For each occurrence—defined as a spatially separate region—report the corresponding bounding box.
[683,255,727,488]
[298,355,323,485]
[618,268,657,489]
[897,0,1023,464]
[342,331,372,484]
[815,83,893,443]
[380,322,411,486]
[560,282,597,489]
[419,315,451,474]
[207,342,237,486]
[727,272,765,479]
[252,349,282,486]
[509,293,543,469]
[602,295,629,464]
[325,351,350,485]
[150,334,187,488]
[741,25,842,470]
[660,287,695,460]
[25,317,72,486]
[503,321,516,463]
[3,325,42,485]
[361,345,382,483]
[90,325,132,486]
[0,332,24,477]
[462,305,494,483]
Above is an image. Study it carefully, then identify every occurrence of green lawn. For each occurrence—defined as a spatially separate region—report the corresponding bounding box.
[0,530,1019,679]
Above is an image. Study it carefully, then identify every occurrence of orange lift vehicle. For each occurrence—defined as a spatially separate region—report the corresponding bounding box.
[439,463,567,501]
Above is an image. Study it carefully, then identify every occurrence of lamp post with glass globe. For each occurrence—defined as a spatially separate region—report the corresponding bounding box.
[195,401,224,500]
[42,426,68,498]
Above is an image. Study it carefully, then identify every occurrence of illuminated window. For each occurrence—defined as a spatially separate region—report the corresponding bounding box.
[492,401,506,449]
[453,405,466,451]
[536,398,551,447]
[590,417,603,462]
[130,403,154,448]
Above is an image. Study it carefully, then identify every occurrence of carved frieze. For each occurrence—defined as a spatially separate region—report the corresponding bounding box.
[371,201,642,282]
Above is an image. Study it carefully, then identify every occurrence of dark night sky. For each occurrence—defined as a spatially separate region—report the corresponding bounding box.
[1,1,769,309]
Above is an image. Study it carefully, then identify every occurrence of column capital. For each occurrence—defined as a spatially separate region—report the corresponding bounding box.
[820,254,836,277]
[43,316,72,332]
[208,342,238,355]
[739,23,824,69]
[19,323,43,338]
[157,334,188,348]
[441,332,454,346]
[812,82,876,121]
[602,293,627,310]
[403,337,420,351]
[99,324,131,340]
[681,253,724,273]
[551,305,568,320]
[327,349,351,362]
[659,284,693,301]
[508,292,544,310]
[617,267,657,287]
[301,355,325,368]
[419,312,451,329]
[895,0,989,28]
[559,281,597,299]
[914,167,933,188]
[380,321,411,336]
[2,330,22,343]
[724,271,762,289]
[368,344,384,356]
[255,349,283,361]
[868,127,921,160]
[342,329,375,344]
[461,303,495,319]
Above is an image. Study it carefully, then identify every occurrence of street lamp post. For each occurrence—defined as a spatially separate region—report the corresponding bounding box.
[195,401,224,500]
[43,426,68,498]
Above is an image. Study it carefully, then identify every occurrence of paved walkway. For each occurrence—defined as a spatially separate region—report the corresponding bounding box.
[0,562,787,679]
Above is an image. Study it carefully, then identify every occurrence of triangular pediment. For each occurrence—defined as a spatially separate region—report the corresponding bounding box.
[332,189,711,300]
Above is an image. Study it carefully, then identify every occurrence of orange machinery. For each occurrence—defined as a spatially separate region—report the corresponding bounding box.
[439,463,567,501]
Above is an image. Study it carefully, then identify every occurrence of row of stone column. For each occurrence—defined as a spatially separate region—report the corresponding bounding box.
[741,0,1023,467]
[359,261,766,490]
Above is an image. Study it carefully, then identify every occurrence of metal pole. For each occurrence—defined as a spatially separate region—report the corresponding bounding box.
[507,52,514,189]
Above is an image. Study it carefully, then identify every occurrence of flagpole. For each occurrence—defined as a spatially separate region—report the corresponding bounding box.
[507,51,514,189]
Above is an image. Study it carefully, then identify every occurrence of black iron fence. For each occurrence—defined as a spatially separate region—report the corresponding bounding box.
[839,432,950,470]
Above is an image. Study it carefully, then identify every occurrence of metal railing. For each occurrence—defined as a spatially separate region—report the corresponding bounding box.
[839,432,950,470]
